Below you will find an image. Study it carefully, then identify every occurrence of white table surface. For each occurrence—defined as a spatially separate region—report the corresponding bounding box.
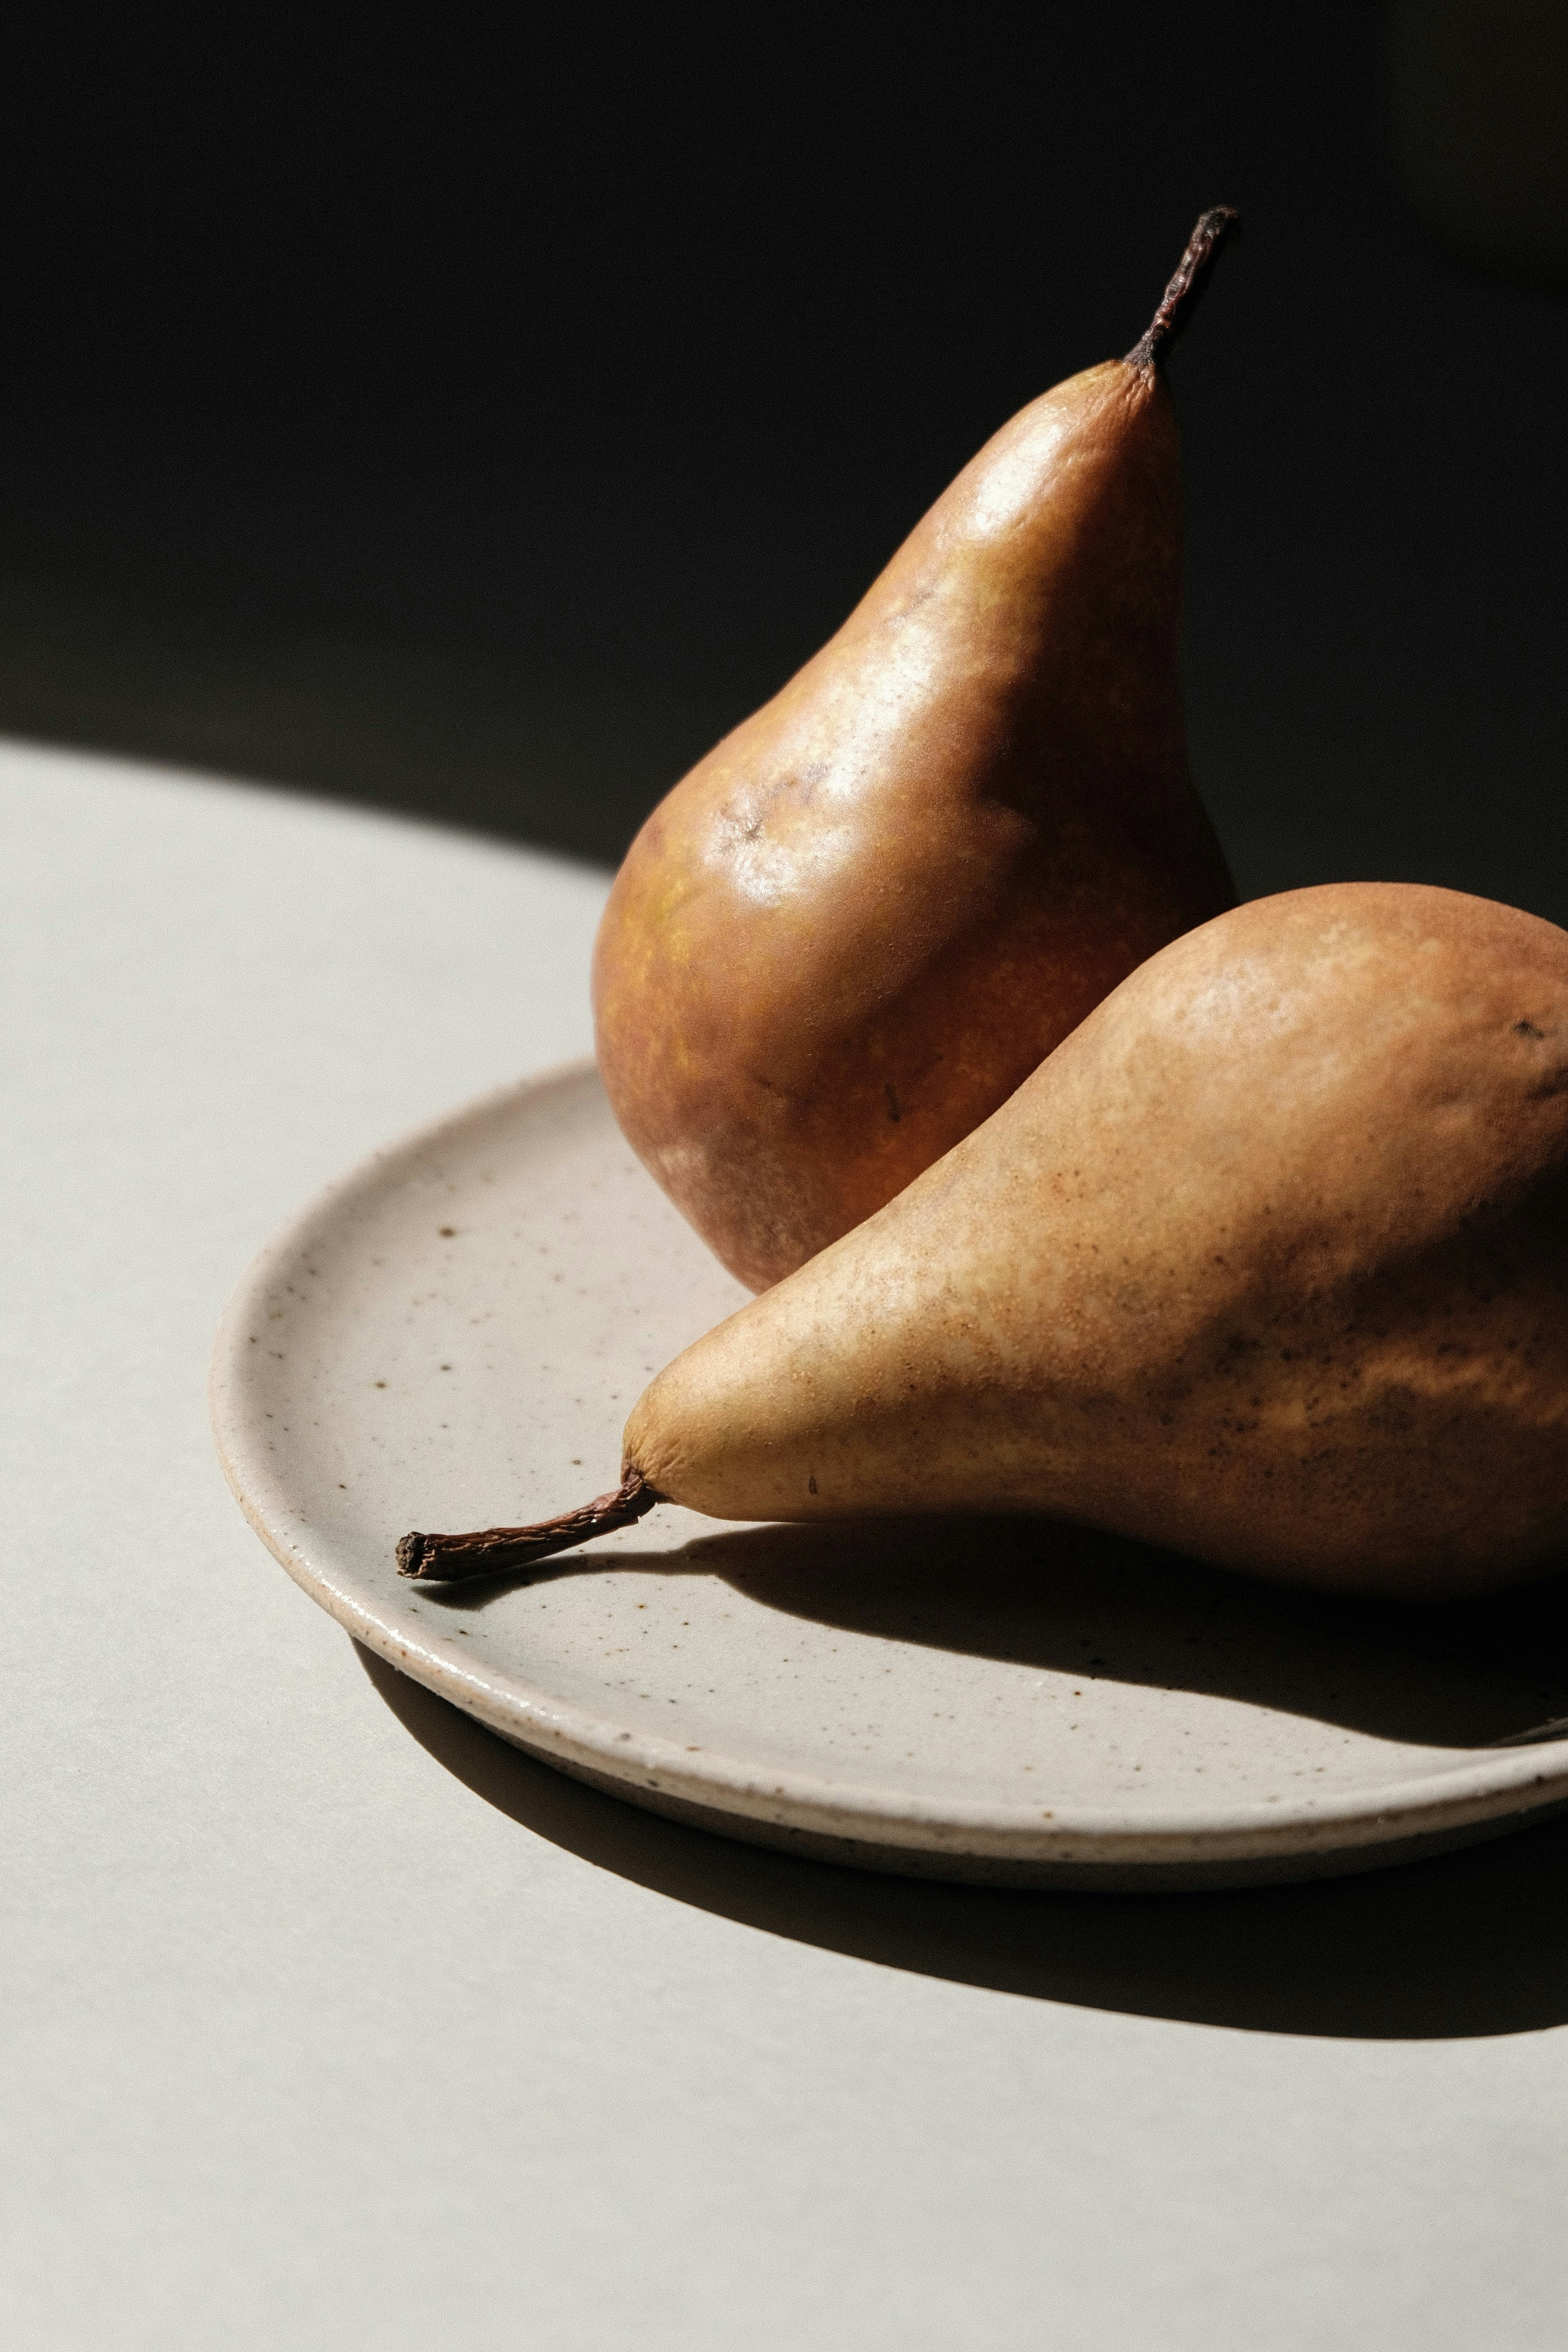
[6,736,1568,2351]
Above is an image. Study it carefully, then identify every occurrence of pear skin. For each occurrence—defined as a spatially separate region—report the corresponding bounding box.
[607,883,1568,1596]
[403,884,1568,1598]
[592,212,1238,1292]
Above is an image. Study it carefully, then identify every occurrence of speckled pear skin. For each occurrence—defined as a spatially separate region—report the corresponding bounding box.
[624,884,1568,1597]
[593,350,1234,1293]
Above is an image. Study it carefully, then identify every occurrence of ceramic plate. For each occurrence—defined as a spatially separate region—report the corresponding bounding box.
[211,1060,1568,1887]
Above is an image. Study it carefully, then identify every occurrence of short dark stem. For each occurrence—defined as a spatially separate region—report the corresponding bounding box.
[397,1465,663,1583]
[1125,206,1240,372]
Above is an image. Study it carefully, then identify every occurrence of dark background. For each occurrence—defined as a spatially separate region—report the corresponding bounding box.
[2,3,1565,901]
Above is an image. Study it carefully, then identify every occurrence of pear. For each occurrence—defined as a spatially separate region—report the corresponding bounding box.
[592,210,1239,1293]
[404,884,1568,1598]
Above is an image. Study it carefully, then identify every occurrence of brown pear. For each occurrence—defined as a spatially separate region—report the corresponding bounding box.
[592,210,1239,1293]
[406,884,1568,1598]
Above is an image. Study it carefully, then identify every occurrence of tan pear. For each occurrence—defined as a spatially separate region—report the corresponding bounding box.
[404,884,1568,1598]
[592,211,1238,1292]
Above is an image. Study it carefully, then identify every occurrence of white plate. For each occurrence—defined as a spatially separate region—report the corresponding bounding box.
[211,1060,1568,1887]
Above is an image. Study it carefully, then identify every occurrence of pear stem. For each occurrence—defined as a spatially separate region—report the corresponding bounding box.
[396,1465,663,1583]
[1125,206,1240,372]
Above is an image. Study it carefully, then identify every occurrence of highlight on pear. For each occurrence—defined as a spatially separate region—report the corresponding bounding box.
[406,884,1568,1602]
[592,209,1239,1293]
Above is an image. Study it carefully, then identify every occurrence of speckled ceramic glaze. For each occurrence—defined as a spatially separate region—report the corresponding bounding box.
[211,1060,1568,1887]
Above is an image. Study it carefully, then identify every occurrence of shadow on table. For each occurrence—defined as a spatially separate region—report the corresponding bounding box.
[358,1598,1568,2042]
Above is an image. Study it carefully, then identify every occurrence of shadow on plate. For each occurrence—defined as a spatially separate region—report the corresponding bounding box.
[426,1513,1568,1751]
[381,1515,1568,2037]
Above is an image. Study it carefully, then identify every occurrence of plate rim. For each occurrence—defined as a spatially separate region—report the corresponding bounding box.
[209,1058,1568,1879]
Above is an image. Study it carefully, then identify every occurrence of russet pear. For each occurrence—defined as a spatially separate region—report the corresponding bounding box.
[592,211,1238,1292]
[405,884,1568,1598]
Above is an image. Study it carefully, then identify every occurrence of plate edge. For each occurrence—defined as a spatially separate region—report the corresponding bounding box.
[207,1063,1568,1879]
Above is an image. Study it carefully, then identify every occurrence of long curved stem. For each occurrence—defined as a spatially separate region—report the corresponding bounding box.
[397,1465,662,1583]
[1125,206,1240,372]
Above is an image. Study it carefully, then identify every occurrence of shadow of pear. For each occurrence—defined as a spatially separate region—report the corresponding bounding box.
[429,1510,1568,1751]
[358,1639,1568,2041]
